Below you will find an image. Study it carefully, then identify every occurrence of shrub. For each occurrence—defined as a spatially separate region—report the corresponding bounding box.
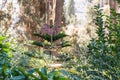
[87,6,120,79]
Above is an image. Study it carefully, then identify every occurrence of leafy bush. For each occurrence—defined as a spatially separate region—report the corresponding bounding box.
[0,36,68,80]
[87,6,120,79]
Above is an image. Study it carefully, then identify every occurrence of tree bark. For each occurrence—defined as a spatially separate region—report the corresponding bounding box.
[54,0,63,26]
[109,0,118,12]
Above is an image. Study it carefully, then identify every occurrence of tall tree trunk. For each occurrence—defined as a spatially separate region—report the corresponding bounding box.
[109,0,118,12]
[46,0,50,24]
[54,0,63,26]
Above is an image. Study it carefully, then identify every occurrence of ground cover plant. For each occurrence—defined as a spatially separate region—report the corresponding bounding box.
[0,36,68,80]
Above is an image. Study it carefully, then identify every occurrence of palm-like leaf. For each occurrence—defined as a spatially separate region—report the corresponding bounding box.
[34,33,51,42]
[53,32,68,42]
[32,41,43,47]
[61,43,71,47]
[33,32,68,42]
[32,41,51,48]
[61,41,71,47]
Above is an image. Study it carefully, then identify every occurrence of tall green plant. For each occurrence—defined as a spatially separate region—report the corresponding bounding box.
[106,10,120,70]
[32,23,71,56]
[87,7,120,79]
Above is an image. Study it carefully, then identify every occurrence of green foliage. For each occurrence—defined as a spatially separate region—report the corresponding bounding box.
[0,36,68,80]
[33,32,71,49]
[33,32,68,43]
[87,7,120,79]
[117,0,120,3]
[11,66,68,80]
[32,24,71,58]
[0,36,11,80]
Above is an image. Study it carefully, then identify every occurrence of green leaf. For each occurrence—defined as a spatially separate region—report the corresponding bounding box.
[32,41,43,47]
[33,32,68,42]
[53,75,68,80]
[34,68,48,80]
[27,69,36,74]
[59,70,69,76]
[10,76,25,80]
[61,41,71,48]
[33,33,51,42]
[17,67,29,78]
[0,36,5,43]
[41,66,47,75]
[52,32,68,42]
[19,69,39,80]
